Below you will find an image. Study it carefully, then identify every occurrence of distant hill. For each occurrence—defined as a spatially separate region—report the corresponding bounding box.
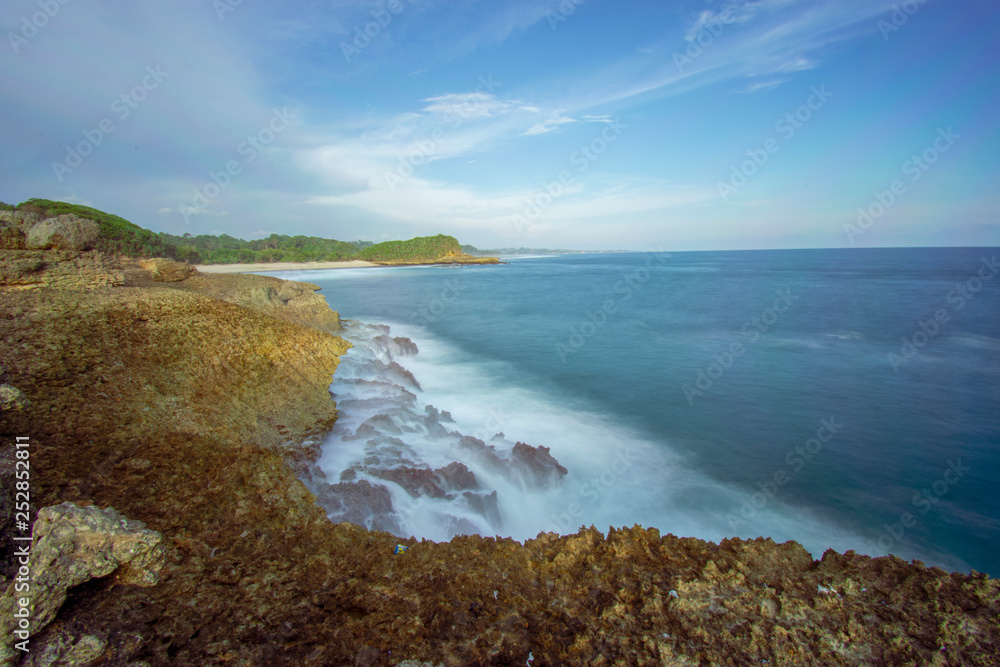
[3,199,493,265]
[360,234,460,262]
[461,244,583,256]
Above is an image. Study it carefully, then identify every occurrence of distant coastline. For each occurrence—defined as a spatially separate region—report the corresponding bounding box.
[195,259,379,273]
[195,255,502,273]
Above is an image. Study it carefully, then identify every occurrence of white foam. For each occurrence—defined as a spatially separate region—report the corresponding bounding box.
[314,319,879,560]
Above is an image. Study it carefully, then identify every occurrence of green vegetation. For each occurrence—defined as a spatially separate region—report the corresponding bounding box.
[158,232,363,265]
[16,198,182,258]
[359,234,462,262]
[6,199,479,265]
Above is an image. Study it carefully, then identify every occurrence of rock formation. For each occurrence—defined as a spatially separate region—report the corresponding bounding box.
[25,215,99,252]
[137,257,199,282]
[0,503,165,663]
[0,243,997,665]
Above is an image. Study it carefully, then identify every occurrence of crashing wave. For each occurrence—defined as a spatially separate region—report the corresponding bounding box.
[308,321,567,539]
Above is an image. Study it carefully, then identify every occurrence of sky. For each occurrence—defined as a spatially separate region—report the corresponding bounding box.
[1,0,998,251]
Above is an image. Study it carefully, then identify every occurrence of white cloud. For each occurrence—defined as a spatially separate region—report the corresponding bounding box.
[776,55,818,72]
[522,116,577,136]
[741,79,787,93]
[422,92,528,119]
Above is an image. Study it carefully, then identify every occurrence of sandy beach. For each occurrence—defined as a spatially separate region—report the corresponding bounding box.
[194,259,379,273]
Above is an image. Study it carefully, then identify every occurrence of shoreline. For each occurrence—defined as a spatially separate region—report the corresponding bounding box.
[2,250,998,662]
[194,259,379,273]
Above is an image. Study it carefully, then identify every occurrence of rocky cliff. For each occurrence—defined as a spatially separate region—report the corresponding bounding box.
[0,248,997,666]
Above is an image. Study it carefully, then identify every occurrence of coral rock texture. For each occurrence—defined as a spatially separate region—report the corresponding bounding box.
[0,248,997,665]
[25,215,99,252]
[0,502,165,662]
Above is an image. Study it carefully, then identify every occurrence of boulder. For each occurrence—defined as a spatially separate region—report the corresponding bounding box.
[26,214,99,252]
[138,257,198,282]
[0,210,43,231]
[0,503,166,655]
[0,222,26,250]
[0,383,29,411]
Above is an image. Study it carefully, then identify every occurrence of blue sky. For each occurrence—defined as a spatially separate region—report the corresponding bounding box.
[1,0,998,250]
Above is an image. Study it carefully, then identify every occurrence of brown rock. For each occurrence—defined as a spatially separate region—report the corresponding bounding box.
[0,502,165,654]
[138,257,198,282]
[0,223,26,250]
[1,248,997,666]
[26,214,99,251]
[172,272,343,334]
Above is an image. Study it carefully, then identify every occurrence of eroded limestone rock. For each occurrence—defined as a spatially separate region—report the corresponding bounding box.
[0,223,26,250]
[137,257,198,282]
[0,503,165,658]
[0,250,124,290]
[26,215,99,252]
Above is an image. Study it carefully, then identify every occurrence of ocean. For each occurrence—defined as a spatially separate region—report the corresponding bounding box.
[263,247,1000,576]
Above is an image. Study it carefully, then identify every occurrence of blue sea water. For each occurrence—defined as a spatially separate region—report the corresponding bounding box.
[264,248,1000,576]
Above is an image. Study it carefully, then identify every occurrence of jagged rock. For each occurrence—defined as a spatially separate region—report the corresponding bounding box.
[0,250,124,289]
[0,384,29,411]
[370,466,449,498]
[137,257,198,282]
[1,245,998,665]
[23,629,107,667]
[510,441,568,486]
[373,334,419,356]
[0,503,165,658]
[0,363,29,412]
[318,480,399,533]
[0,223,26,250]
[0,210,43,231]
[172,273,343,334]
[26,214,99,251]
[437,462,478,491]
[462,490,501,527]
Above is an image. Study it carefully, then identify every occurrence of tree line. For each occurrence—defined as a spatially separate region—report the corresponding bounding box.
[4,199,465,264]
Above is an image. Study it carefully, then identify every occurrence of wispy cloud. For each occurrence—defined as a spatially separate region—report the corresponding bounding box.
[740,79,787,93]
[554,0,896,112]
[422,92,536,119]
[522,116,577,136]
[776,55,818,72]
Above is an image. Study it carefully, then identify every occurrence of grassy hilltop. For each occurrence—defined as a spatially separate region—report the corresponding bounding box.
[2,198,494,265]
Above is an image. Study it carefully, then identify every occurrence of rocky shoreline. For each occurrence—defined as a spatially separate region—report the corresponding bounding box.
[0,231,998,664]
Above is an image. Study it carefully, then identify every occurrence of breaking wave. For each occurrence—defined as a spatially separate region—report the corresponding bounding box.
[310,320,878,563]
